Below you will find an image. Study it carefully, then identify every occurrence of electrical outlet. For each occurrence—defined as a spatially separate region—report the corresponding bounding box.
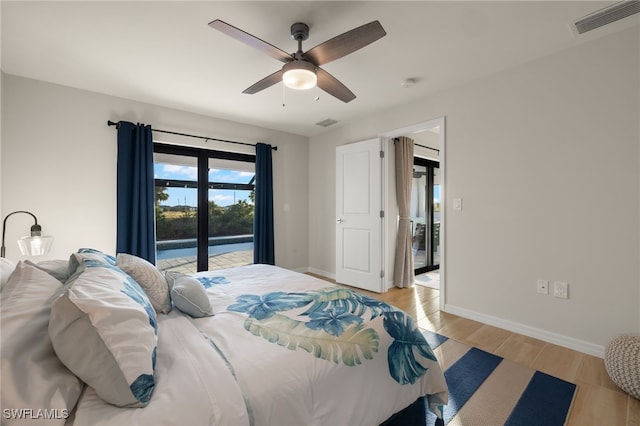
[553,281,569,299]
[537,279,549,294]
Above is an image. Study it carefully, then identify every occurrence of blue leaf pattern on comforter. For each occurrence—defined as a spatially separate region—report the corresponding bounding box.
[383,311,437,384]
[306,306,363,336]
[197,276,229,288]
[228,287,435,385]
[229,292,313,320]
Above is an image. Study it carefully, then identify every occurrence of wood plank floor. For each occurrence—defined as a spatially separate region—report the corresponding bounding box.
[309,274,640,426]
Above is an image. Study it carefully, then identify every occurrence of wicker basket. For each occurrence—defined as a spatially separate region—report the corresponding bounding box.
[604,334,640,399]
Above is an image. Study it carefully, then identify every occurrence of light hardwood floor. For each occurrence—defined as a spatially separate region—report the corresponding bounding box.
[310,274,640,426]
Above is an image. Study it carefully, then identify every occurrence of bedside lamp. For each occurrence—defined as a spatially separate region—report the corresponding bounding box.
[1,211,54,258]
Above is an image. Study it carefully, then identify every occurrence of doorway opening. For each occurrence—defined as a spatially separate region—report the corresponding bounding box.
[380,116,444,306]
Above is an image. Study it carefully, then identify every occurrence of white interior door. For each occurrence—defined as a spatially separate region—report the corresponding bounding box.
[335,139,384,293]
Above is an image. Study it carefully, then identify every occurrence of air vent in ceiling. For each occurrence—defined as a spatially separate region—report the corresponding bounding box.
[572,0,640,35]
[316,118,338,127]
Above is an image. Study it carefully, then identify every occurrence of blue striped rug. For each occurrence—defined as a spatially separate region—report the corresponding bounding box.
[423,330,577,426]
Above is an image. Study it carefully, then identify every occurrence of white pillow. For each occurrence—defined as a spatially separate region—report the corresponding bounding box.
[116,253,171,314]
[0,257,16,290]
[165,271,214,318]
[49,262,157,408]
[1,262,83,425]
[25,259,71,283]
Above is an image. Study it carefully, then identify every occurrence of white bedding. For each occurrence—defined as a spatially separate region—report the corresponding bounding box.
[72,264,448,426]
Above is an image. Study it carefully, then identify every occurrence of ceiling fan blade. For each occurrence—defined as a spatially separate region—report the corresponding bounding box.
[209,19,293,63]
[316,67,356,103]
[303,20,386,66]
[242,69,284,94]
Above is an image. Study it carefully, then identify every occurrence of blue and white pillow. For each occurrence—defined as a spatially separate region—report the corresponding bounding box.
[49,261,157,407]
[67,248,117,276]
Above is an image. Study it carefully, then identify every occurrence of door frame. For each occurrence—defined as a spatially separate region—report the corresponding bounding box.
[379,117,446,309]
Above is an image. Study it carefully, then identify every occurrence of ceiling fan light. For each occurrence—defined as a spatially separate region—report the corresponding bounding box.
[282,61,317,90]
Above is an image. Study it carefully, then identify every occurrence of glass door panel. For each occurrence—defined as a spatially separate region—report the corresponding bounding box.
[153,153,198,274]
[433,168,441,266]
[207,158,255,269]
[411,165,428,270]
[412,158,440,275]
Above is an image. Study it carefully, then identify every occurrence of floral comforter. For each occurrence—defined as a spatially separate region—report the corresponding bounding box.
[72,264,447,426]
[195,264,447,425]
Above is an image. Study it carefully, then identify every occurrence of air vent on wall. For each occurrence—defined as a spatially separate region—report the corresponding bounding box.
[572,0,640,35]
[316,118,338,127]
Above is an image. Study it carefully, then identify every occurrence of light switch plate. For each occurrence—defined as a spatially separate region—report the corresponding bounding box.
[537,279,549,294]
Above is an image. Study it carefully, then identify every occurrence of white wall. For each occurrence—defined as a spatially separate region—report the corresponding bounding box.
[308,27,640,355]
[1,75,310,271]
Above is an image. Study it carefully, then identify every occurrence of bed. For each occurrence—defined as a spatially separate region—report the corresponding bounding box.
[1,249,448,425]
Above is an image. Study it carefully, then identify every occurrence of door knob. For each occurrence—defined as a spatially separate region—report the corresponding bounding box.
[336,218,344,223]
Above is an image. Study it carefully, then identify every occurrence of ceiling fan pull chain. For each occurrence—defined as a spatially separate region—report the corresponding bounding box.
[282,83,286,108]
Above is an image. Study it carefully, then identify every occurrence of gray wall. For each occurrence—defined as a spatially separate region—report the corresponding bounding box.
[308,27,640,355]
[1,75,310,271]
[2,25,638,357]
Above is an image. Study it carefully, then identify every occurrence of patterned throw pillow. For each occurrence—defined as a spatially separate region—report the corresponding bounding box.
[165,271,214,318]
[49,261,157,408]
[116,253,172,314]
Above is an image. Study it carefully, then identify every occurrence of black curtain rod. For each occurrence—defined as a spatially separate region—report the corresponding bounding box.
[416,143,439,153]
[107,120,277,151]
[393,137,439,153]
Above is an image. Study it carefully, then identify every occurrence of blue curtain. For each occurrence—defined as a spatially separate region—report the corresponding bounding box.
[253,143,275,265]
[116,122,156,264]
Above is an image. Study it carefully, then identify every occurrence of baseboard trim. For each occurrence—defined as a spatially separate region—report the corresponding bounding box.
[443,304,605,358]
[306,267,336,281]
[298,270,604,357]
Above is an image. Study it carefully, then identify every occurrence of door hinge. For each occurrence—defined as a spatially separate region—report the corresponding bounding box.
[380,150,385,158]
[380,210,384,218]
[380,270,385,278]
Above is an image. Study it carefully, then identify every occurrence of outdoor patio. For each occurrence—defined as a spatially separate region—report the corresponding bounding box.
[157,249,253,274]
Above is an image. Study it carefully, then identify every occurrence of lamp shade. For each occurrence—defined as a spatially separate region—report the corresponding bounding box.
[282,61,317,90]
[17,235,54,256]
[1,211,54,258]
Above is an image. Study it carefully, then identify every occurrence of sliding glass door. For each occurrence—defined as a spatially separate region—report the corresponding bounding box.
[153,144,255,273]
[411,158,440,274]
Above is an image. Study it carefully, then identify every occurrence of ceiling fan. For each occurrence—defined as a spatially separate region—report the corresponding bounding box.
[208,19,386,103]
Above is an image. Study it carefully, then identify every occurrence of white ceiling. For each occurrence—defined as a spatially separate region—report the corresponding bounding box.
[2,1,637,137]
